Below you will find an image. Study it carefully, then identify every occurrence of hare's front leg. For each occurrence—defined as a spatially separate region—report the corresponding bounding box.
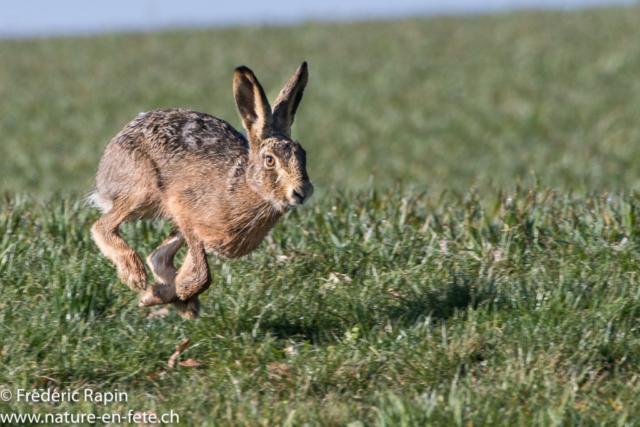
[139,228,203,319]
[166,228,210,319]
[175,229,211,301]
[147,229,184,284]
[139,229,184,307]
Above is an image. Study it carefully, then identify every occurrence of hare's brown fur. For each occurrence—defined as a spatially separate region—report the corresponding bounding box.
[91,63,313,319]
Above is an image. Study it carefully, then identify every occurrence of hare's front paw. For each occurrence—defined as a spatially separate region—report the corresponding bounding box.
[173,297,201,319]
[117,256,148,291]
[175,270,211,301]
[139,283,178,307]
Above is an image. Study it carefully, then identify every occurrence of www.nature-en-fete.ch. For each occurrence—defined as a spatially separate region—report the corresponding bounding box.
[0,411,179,424]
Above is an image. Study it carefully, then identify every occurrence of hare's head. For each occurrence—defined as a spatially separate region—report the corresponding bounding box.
[234,62,314,212]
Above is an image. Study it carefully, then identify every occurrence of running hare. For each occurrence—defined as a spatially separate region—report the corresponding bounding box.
[91,63,313,319]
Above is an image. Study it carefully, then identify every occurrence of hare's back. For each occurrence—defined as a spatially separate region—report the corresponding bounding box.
[95,108,248,211]
[128,109,249,155]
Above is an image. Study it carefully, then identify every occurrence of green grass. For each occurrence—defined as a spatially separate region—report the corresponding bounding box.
[2,7,640,194]
[3,5,640,426]
[3,185,640,425]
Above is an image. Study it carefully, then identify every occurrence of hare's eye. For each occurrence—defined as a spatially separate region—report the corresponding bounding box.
[265,155,276,168]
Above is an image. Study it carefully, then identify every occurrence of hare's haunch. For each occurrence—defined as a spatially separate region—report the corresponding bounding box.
[91,63,313,319]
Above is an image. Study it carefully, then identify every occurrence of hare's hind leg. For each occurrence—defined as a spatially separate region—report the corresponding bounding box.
[91,203,148,291]
[139,229,184,307]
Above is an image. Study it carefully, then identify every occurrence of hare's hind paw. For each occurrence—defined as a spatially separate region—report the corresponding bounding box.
[117,255,148,291]
[139,283,178,307]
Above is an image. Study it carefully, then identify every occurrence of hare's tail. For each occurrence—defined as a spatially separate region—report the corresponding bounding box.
[86,191,113,213]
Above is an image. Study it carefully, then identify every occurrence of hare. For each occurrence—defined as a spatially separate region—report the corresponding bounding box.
[90,63,313,319]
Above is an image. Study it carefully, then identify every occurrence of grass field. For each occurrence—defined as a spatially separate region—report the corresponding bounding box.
[3,187,640,425]
[3,5,640,426]
[2,7,640,195]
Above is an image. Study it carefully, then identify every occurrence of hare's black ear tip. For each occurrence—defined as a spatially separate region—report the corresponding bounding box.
[235,65,252,75]
[297,61,308,77]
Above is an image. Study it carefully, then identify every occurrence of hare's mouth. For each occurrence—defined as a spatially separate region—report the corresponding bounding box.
[268,198,292,214]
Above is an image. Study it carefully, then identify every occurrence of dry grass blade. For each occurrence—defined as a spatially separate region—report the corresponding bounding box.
[168,339,191,368]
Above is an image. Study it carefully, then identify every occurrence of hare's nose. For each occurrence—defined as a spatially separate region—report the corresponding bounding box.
[293,190,304,204]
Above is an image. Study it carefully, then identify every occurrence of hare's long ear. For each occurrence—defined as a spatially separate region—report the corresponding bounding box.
[272,62,308,138]
[234,66,273,149]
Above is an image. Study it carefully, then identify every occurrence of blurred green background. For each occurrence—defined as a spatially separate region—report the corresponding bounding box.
[2,6,640,195]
